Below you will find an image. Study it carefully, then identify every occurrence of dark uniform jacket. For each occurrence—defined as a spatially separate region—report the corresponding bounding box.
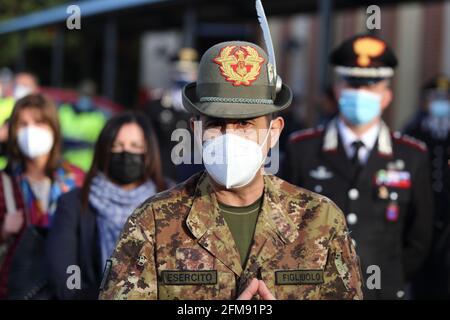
[404,112,450,298]
[145,96,203,182]
[283,117,434,299]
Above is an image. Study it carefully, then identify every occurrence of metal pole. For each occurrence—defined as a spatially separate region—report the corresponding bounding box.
[317,0,333,93]
[51,27,65,87]
[16,32,26,72]
[102,17,117,100]
[183,5,197,48]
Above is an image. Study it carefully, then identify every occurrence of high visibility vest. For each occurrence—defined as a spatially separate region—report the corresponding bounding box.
[58,104,107,171]
[0,97,15,125]
[58,104,106,142]
[0,97,15,170]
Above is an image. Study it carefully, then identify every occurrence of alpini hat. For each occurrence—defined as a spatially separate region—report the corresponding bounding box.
[182,41,293,119]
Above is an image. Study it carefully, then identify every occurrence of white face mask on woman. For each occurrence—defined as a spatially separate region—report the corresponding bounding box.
[202,121,273,189]
[17,126,54,159]
[13,84,33,100]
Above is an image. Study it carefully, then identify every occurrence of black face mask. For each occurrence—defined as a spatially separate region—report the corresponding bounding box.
[107,151,145,185]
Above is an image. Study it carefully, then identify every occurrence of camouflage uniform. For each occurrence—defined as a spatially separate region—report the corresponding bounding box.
[99,172,363,300]
[99,30,363,300]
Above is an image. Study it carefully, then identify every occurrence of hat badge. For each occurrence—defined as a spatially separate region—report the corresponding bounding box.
[437,76,450,91]
[353,37,386,67]
[213,45,265,86]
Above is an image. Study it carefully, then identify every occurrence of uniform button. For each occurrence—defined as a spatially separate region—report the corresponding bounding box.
[137,255,147,267]
[314,185,323,193]
[396,160,405,170]
[390,192,398,201]
[348,188,359,200]
[396,290,405,299]
[347,213,358,225]
[160,109,174,123]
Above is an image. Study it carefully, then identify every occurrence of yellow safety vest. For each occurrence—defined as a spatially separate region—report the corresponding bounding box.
[58,104,107,171]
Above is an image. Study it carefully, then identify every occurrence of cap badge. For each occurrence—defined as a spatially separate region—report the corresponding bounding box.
[213,45,265,86]
[437,76,450,91]
[353,37,386,67]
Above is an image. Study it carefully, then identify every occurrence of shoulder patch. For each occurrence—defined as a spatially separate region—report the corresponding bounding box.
[289,127,324,144]
[392,132,427,153]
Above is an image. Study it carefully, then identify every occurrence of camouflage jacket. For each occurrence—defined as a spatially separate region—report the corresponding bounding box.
[99,172,363,300]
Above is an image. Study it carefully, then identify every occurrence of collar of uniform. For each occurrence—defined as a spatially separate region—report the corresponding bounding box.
[322,117,339,152]
[322,117,393,156]
[186,172,298,242]
[260,175,299,244]
[377,120,393,156]
[185,171,217,239]
[185,172,299,277]
[185,173,299,244]
[338,118,380,159]
[185,172,243,275]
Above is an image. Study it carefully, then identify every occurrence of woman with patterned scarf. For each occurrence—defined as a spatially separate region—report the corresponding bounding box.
[0,94,84,299]
[46,111,170,299]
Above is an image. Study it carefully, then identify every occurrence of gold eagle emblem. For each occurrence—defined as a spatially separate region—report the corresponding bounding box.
[213,45,265,86]
[353,37,386,67]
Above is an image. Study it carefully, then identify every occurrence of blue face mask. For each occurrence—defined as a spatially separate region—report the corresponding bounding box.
[77,96,93,112]
[174,80,190,90]
[338,89,382,125]
[429,99,450,118]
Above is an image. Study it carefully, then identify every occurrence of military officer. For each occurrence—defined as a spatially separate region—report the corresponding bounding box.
[284,34,433,299]
[403,75,450,298]
[98,40,363,300]
[145,48,203,182]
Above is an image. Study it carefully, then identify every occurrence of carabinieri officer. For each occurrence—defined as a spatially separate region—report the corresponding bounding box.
[284,34,433,300]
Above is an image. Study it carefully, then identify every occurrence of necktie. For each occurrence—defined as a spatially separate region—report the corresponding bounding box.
[351,140,365,166]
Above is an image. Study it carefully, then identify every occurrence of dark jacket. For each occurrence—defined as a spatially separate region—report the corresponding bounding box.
[0,172,25,299]
[283,118,434,300]
[403,111,450,298]
[1,162,84,299]
[46,188,102,300]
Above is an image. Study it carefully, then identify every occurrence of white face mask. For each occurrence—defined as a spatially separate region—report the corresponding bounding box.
[17,126,54,159]
[13,84,33,100]
[202,122,273,189]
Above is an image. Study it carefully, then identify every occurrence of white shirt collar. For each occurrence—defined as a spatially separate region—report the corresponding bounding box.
[337,118,381,164]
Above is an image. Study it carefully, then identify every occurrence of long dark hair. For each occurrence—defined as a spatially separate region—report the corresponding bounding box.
[81,111,166,208]
[7,93,63,177]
